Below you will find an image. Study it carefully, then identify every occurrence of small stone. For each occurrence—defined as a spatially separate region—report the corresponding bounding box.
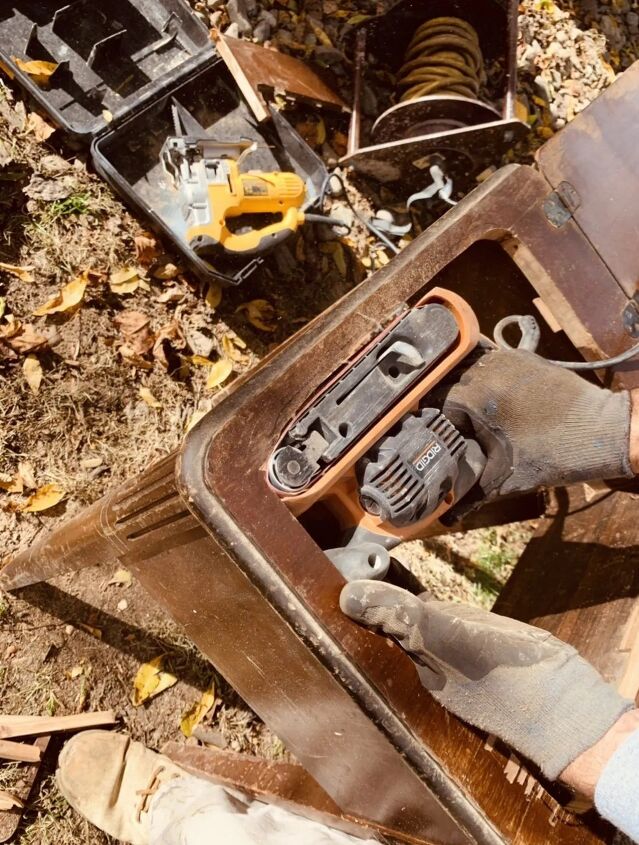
[328,174,344,196]
[226,0,252,35]
[627,11,639,31]
[313,45,346,66]
[224,21,240,38]
[258,9,277,26]
[253,19,271,43]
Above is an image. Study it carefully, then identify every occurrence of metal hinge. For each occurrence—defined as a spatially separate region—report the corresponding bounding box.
[543,181,581,228]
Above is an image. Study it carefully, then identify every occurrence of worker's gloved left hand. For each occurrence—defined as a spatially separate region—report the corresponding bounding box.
[340,581,633,780]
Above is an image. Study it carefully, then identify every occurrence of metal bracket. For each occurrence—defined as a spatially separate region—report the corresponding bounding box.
[543,181,581,228]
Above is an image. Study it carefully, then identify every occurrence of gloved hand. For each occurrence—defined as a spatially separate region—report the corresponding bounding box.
[441,348,633,500]
[340,581,633,780]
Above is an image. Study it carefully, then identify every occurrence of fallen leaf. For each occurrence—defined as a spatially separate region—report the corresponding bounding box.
[114,311,154,355]
[0,262,34,282]
[119,344,154,370]
[180,684,217,737]
[20,482,66,513]
[18,461,36,490]
[12,58,58,87]
[191,354,213,367]
[78,623,102,639]
[153,319,186,371]
[1,322,49,354]
[23,355,43,394]
[237,299,277,332]
[185,408,209,433]
[316,117,327,146]
[221,333,247,362]
[33,271,89,316]
[156,286,185,304]
[206,358,233,389]
[132,655,177,706]
[24,173,78,202]
[108,568,133,588]
[308,18,333,47]
[110,267,141,295]
[206,282,222,310]
[346,13,372,25]
[139,386,161,408]
[0,473,23,494]
[151,261,180,281]
[26,112,56,142]
[66,665,84,680]
[134,232,160,265]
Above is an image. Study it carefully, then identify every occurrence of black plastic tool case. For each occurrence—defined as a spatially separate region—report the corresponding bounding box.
[0,1,327,285]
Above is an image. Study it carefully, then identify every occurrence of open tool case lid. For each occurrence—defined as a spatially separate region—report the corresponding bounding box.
[0,1,328,285]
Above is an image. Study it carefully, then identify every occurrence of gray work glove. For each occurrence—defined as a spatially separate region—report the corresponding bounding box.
[441,348,633,500]
[340,581,633,780]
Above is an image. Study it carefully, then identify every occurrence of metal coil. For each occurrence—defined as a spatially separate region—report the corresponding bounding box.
[397,16,484,102]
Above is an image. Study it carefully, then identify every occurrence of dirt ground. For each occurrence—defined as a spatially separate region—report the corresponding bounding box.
[0,0,636,841]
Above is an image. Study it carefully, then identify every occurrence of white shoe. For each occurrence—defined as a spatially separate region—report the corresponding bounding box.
[56,730,186,845]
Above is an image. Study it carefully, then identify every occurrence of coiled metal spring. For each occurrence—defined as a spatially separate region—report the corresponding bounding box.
[397,16,484,103]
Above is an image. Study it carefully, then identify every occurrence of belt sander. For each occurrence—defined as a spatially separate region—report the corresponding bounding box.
[267,289,487,581]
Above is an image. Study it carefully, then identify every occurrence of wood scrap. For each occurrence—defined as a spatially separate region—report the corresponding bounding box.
[213,32,348,122]
[0,741,40,763]
[0,737,49,843]
[0,710,116,739]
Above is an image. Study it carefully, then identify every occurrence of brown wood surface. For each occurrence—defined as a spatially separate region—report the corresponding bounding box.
[538,61,639,299]
[214,33,347,122]
[496,485,639,700]
[178,163,638,845]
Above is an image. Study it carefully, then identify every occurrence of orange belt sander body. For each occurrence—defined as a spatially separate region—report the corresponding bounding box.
[267,289,487,580]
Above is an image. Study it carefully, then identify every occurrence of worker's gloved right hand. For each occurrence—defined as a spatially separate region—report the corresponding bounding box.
[441,348,634,500]
[340,581,634,781]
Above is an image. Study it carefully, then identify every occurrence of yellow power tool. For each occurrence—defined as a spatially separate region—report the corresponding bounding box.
[162,129,315,257]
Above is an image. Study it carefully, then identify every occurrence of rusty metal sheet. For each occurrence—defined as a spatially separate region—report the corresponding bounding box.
[537,61,639,299]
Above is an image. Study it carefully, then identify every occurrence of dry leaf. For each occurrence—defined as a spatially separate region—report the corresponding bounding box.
[110,267,141,295]
[0,473,23,494]
[108,568,132,588]
[66,665,84,680]
[206,282,222,310]
[20,482,66,513]
[12,58,58,87]
[151,262,180,281]
[26,112,56,142]
[18,461,36,490]
[180,685,216,737]
[156,286,185,304]
[114,311,154,356]
[191,354,212,367]
[139,386,161,408]
[236,299,277,333]
[185,407,209,433]
[153,319,186,371]
[132,655,178,706]
[33,271,89,316]
[206,358,233,389]
[78,623,102,639]
[316,117,327,146]
[134,232,160,265]
[221,333,247,362]
[23,355,43,394]
[308,18,333,47]
[119,344,154,370]
[1,322,49,354]
[0,262,34,282]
